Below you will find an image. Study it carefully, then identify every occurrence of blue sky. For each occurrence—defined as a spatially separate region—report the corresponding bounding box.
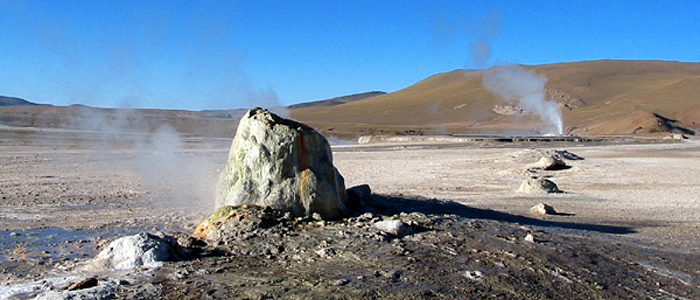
[1,1,698,110]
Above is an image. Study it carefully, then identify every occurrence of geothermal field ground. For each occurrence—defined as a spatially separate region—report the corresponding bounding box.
[1,125,699,299]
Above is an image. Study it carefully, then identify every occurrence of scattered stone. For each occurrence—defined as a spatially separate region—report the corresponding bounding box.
[533,155,567,170]
[552,150,584,160]
[666,133,688,140]
[84,232,182,271]
[530,203,557,215]
[524,233,536,243]
[463,270,484,281]
[66,277,99,291]
[374,220,413,237]
[192,204,277,240]
[332,278,350,286]
[315,247,336,258]
[375,269,401,279]
[356,212,378,223]
[215,107,347,220]
[346,184,372,212]
[517,177,561,194]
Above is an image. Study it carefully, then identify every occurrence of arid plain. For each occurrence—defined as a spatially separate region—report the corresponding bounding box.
[1,125,699,299]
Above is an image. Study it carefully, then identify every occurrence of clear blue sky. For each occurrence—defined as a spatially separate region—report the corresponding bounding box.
[1,1,698,110]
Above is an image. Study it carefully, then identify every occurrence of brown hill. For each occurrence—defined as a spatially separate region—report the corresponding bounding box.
[287,91,386,109]
[290,60,700,137]
[2,60,698,138]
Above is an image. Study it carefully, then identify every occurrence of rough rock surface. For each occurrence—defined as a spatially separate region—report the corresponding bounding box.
[215,107,347,219]
[84,232,181,271]
[530,203,557,215]
[517,177,561,194]
[193,204,281,242]
[374,220,414,237]
[533,155,567,170]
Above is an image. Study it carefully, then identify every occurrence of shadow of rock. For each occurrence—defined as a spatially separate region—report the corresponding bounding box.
[351,191,634,235]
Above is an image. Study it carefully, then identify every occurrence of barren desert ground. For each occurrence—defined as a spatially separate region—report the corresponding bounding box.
[1,127,699,299]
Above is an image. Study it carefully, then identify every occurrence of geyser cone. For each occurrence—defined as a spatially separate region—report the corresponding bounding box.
[215,107,347,219]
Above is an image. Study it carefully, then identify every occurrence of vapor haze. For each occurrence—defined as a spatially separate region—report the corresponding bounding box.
[469,9,502,68]
[483,65,563,134]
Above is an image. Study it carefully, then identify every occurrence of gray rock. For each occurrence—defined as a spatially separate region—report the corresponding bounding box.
[346,184,372,211]
[666,133,688,140]
[533,155,567,170]
[463,270,484,281]
[517,177,560,194]
[524,233,537,243]
[34,280,119,300]
[530,203,557,215]
[84,232,180,271]
[215,107,347,219]
[374,220,413,237]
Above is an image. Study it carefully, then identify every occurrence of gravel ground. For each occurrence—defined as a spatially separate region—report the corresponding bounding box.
[1,127,699,299]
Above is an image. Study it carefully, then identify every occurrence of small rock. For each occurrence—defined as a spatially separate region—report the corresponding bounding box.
[374,220,413,237]
[66,277,99,291]
[517,177,560,194]
[375,269,401,279]
[537,155,567,170]
[463,270,483,281]
[524,233,536,243]
[530,203,557,215]
[346,184,372,211]
[9,232,19,237]
[315,247,336,258]
[356,212,377,223]
[666,133,688,140]
[332,278,350,286]
[83,232,181,271]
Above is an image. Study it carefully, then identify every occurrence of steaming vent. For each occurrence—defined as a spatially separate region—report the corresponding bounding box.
[483,65,564,135]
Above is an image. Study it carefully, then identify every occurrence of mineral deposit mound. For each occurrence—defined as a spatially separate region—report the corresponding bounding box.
[215,107,347,219]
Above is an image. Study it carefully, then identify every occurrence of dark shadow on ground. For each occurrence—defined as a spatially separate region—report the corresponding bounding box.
[549,211,576,216]
[355,193,634,234]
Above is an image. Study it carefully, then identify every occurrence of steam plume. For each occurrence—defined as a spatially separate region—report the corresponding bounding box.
[469,9,502,68]
[483,65,563,134]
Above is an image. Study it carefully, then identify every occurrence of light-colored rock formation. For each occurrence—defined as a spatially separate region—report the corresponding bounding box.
[84,232,180,271]
[530,203,557,215]
[215,107,347,219]
[530,155,567,170]
[517,177,561,194]
[374,220,413,237]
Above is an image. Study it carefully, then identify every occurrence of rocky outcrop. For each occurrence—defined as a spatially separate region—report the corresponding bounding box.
[545,88,587,110]
[517,177,561,194]
[530,203,557,215]
[492,105,531,116]
[531,155,567,170]
[84,232,182,271]
[215,107,347,219]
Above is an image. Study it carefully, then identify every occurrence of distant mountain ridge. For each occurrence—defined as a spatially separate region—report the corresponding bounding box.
[3,60,699,138]
[0,92,384,138]
[0,96,37,106]
[290,60,700,137]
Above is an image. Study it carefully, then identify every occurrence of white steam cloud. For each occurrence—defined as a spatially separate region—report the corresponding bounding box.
[134,125,216,212]
[483,65,563,134]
